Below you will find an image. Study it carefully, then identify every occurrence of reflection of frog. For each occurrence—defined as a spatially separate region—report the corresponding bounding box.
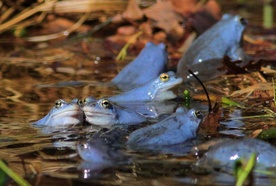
[196,138,276,174]
[110,71,182,102]
[33,99,84,126]
[77,127,128,163]
[112,42,168,91]
[177,14,248,81]
[83,98,146,126]
[127,108,202,150]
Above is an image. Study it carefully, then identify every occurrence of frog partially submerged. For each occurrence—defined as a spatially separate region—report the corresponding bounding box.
[196,138,276,174]
[177,14,248,81]
[82,98,146,126]
[112,42,168,91]
[110,71,183,102]
[127,108,203,152]
[33,99,84,126]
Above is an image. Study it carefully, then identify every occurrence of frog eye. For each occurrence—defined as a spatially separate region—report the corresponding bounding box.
[82,98,88,105]
[239,17,247,25]
[83,97,96,105]
[55,99,63,108]
[79,142,89,149]
[77,99,83,106]
[194,110,202,118]
[100,99,111,109]
[160,73,169,82]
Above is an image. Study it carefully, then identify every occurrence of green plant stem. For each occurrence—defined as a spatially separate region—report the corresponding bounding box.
[235,153,256,186]
[0,160,31,186]
[273,78,276,105]
[263,0,273,29]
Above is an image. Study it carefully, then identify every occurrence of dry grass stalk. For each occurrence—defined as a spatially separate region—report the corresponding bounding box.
[25,12,90,42]
[0,0,57,33]
[42,0,127,13]
[0,0,127,34]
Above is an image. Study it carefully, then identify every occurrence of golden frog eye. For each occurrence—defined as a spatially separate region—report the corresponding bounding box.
[82,98,88,105]
[100,99,110,108]
[160,73,169,82]
[55,99,63,108]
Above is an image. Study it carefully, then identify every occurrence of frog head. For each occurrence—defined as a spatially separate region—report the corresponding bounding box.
[34,99,84,126]
[147,71,183,100]
[83,98,118,126]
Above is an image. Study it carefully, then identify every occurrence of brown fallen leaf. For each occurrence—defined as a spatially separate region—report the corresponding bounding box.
[202,0,221,19]
[143,1,184,38]
[112,0,144,23]
[199,101,221,136]
[170,0,198,16]
[117,25,136,35]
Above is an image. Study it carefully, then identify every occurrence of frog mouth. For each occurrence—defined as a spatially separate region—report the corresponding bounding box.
[52,109,82,118]
[163,78,183,90]
[156,78,183,93]
[83,109,115,119]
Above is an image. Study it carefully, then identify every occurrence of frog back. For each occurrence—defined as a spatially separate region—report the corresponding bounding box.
[197,138,276,172]
[112,42,168,91]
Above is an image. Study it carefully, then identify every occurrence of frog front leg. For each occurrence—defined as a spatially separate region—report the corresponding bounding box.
[226,45,249,66]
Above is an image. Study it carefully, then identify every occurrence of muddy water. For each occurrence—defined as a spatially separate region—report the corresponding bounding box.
[1,1,276,186]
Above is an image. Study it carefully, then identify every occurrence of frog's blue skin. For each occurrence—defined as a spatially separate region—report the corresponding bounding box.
[77,127,128,163]
[77,127,130,177]
[196,138,276,174]
[177,14,248,81]
[112,42,168,91]
[33,99,84,126]
[118,100,177,119]
[127,108,203,151]
[110,71,183,102]
[82,98,146,126]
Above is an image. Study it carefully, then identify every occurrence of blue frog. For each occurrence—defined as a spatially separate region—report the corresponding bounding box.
[127,108,203,151]
[177,14,248,81]
[112,42,168,91]
[196,138,276,174]
[33,99,84,126]
[82,98,146,126]
[110,71,182,102]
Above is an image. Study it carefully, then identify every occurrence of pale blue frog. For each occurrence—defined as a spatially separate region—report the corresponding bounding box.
[177,14,248,81]
[82,98,146,126]
[196,138,276,175]
[110,71,183,102]
[33,99,84,126]
[112,42,168,91]
[127,107,203,151]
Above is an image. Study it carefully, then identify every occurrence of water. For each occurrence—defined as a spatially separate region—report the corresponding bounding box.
[0,43,275,186]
